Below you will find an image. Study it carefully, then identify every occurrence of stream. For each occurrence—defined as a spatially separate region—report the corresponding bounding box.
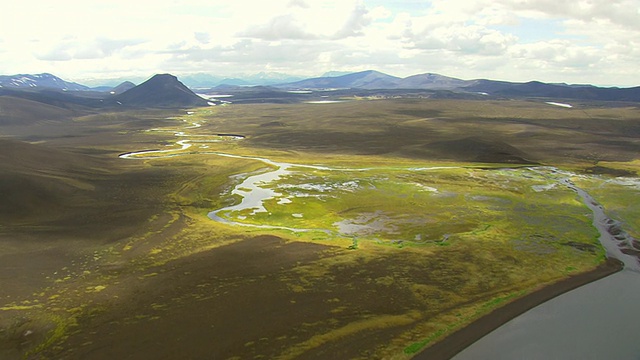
[203,153,334,234]
[118,121,454,234]
[119,122,640,257]
[120,118,640,358]
[453,170,640,360]
[561,177,640,272]
[119,120,640,267]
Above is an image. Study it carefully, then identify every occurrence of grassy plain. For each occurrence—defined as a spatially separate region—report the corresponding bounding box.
[0,98,638,359]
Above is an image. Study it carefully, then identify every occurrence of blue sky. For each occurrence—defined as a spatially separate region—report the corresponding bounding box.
[492,18,567,43]
[0,0,638,86]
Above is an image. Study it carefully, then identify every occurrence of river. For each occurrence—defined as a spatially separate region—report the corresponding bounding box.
[453,172,640,360]
[120,117,640,359]
[453,269,640,360]
[204,153,334,234]
[118,122,452,234]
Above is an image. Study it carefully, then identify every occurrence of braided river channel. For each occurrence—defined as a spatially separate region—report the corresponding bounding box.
[121,118,640,359]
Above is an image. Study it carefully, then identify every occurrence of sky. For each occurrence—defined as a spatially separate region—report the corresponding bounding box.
[1,0,639,86]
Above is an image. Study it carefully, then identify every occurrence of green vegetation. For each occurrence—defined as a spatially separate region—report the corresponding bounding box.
[404,328,447,355]
[0,99,637,359]
[403,290,525,355]
[573,174,640,239]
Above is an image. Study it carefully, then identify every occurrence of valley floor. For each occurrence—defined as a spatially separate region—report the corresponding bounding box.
[1,99,639,359]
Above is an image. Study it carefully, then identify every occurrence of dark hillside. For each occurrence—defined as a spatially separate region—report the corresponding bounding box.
[420,136,538,164]
[111,81,136,94]
[0,139,106,223]
[0,137,191,241]
[112,74,208,108]
[0,96,78,125]
[0,138,104,173]
[0,87,103,109]
[397,73,471,90]
[465,80,640,102]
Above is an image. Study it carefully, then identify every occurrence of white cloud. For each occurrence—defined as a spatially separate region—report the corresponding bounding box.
[0,0,638,86]
[194,32,212,45]
[503,0,640,29]
[288,0,310,8]
[35,37,146,61]
[405,24,517,55]
[332,3,372,38]
[369,6,392,21]
[238,0,372,40]
[239,15,319,40]
[510,40,602,68]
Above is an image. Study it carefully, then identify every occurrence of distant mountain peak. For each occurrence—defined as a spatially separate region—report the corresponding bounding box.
[110,81,136,95]
[112,73,208,108]
[321,71,352,78]
[398,72,470,90]
[277,70,401,90]
[142,73,181,87]
[150,73,177,80]
[0,73,89,91]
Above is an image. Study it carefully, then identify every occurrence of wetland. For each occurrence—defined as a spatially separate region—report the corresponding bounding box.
[1,98,639,359]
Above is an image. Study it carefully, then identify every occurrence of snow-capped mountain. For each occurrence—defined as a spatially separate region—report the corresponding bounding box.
[0,73,90,91]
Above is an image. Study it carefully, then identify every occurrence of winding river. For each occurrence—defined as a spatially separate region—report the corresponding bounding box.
[561,177,640,272]
[121,116,640,358]
[453,171,640,360]
[203,153,334,234]
[118,119,456,234]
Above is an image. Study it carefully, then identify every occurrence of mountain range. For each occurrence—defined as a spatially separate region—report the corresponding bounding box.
[204,71,640,104]
[1,70,639,109]
[275,70,470,90]
[0,73,208,109]
[0,73,90,91]
[272,70,640,101]
[180,72,306,88]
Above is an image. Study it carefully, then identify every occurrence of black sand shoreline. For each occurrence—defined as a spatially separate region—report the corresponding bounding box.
[414,258,624,360]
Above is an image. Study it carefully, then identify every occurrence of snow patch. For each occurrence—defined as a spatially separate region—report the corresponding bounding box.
[202,94,233,98]
[306,100,345,104]
[545,101,573,108]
